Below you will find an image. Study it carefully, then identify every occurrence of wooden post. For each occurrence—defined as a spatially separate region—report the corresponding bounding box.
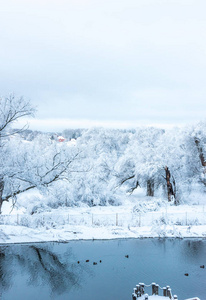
[174,295,178,300]
[155,284,159,295]
[152,283,156,295]
[167,287,172,299]
[135,285,141,297]
[116,213,118,226]
[135,285,140,295]
[163,287,167,296]
[132,292,137,300]
[139,283,144,295]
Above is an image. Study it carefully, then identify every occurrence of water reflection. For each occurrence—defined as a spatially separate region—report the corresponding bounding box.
[183,239,205,259]
[0,246,13,292]
[0,243,93,297]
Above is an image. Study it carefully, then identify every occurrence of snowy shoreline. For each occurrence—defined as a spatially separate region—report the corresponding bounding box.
[0,223,206,245]
[1,194,206,245]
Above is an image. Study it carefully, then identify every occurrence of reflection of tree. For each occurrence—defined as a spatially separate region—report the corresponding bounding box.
[0,246,14,293]
[30,246,79,294]
[0,244,93,296]
[183,239,205,260]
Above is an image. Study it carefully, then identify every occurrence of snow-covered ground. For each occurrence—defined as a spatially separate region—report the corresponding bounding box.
[0,190,206,244]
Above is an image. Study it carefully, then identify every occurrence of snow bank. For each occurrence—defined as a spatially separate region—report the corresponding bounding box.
[1,223,206,245]
[0,201,206,244]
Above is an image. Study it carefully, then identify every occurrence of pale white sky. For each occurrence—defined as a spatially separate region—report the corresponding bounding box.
[1,0,206,131]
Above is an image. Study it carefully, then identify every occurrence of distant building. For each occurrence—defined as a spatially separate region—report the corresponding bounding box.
[57,136,65,142]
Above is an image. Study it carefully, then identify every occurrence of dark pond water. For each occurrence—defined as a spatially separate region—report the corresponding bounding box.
[0,238,205,300]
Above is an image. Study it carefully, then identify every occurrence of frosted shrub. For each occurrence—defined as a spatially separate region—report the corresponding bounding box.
[20,216,30,227]
[159,216,167,225]
[153,217,167,226]
[133,200,163,213]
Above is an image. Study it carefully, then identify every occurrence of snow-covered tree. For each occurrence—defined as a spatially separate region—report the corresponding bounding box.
[114,127,164,196]
[64,127,130,206]
[114,124,206,204]
[189,121,206,185]
[0,95,82,213]
[156,125,206,203]
[1,134,83,212]
[0,94,35,212]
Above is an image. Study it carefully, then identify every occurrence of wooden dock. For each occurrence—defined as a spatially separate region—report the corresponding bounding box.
[132,283,201,300]
[132,282,178,300]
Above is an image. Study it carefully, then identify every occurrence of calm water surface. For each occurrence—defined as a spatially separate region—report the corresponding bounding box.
[0,238,205,300]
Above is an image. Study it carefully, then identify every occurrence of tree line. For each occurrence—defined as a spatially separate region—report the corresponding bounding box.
[0,95,206,213]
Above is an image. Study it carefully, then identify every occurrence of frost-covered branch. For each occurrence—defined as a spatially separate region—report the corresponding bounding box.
[0,94,35,136]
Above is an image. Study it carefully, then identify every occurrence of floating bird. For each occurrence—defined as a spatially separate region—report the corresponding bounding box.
[93,262,97,265]
[99,260,102,263]
[125,255,129,258]
[77,261,80,264]
[86,260,89,262]
[184,273,189,276]
[200,265,205,268]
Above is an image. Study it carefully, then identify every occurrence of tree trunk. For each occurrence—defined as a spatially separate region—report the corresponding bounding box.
[195,139,206,167]
[164,166,176,202]
[195,138,206,186]
[147,179,154,196]
[0,177,4,214]
[128,180,139,194]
